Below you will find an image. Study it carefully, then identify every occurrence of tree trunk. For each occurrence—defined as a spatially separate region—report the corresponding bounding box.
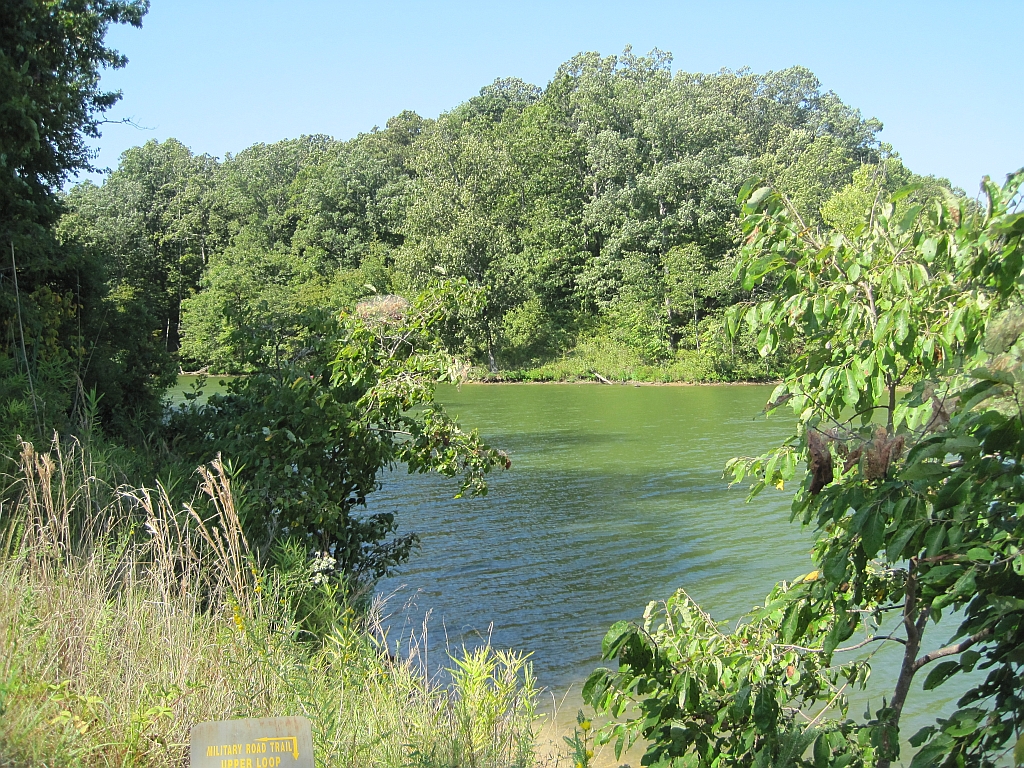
[693,290,700,352]
[486,326,497,373]
[665,295,676,353]
[877,565,927,768]
[887,378,897,433]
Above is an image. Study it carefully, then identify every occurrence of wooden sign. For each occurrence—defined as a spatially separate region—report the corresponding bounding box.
[190,716,314,768]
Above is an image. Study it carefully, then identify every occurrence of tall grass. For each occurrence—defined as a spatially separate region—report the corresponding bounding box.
[0,437,539,768]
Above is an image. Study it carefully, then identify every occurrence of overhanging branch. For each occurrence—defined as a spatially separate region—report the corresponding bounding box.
[911,627,993,673]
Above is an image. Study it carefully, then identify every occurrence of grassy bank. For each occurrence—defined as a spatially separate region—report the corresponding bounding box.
[467,337,780,384]
[0,439,539,768]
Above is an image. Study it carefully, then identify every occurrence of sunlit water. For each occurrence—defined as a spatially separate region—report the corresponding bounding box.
[367,384,973,759]
[169,378,979,764]
[370,384,799,683]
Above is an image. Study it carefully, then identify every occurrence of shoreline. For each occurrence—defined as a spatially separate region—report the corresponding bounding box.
[173,373,781,388]
[173,372,781,387]
[462,375,780,387]
[463,379,779,386]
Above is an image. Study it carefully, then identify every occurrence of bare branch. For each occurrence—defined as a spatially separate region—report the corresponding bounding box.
[912,627,993,673]
[95,115,153,131]
[836,634,907,653]
[777,633,906,655]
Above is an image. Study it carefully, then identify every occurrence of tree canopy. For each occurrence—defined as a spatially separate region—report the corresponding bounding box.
[1,0,152,443]
[61,49,957,384]
[584,170,1024,768]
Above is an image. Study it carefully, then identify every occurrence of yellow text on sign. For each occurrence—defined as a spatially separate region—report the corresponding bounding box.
[217,759,281,768]
[205,735,298,762]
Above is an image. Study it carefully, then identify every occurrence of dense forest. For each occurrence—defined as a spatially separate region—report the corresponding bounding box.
[54,51,954,406]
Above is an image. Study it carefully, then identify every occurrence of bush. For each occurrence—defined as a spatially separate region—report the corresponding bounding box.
[168,282,509,598]
[585,173,1024,768]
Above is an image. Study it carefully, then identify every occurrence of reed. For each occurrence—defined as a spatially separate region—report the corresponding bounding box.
[0,437,539,768]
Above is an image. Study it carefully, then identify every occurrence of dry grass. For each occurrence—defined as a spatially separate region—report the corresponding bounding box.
[0,437,539,768]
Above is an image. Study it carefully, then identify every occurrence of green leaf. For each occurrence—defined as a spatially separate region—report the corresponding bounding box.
[601,621,635,660]
[731,683,752,720]
[971,366,1015,385]
[984,417,1022,453]
[895,310,910,342]
[892,182,924,203]
[849,504,871,535]
[897,204,924,234]
[925,523,947,558]
[909,726,935,748]
[747,187,771,209]
[900,461,946,482]
[862,509,886,559]
[824,547,849,583]
[583,668,611,703]
[738,177,759,203]
[844,369,859,407]
[745,305,759,330]
[959,649,982,672]
[813,733,830,768]
[910,740,951,768]
[944,715,979,738]
[752,687,777,732]
[934,475,969,511]
[726,310,740,338]
[781,601,802,642]
[921,237,938,262]
[1013,733,1024,767]
[923,660,959,690]
[940,436,980,456]
[823,610,854,655]
[989,595,1024,613]
[887,522,923,561]
[960,379,1005,412]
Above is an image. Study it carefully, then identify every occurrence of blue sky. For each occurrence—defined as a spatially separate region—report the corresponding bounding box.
[87,0,1022,193]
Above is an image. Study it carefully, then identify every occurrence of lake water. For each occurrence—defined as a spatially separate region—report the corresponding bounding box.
[365,383,975,758]
[370,383,800,683]
[170,378,975,763]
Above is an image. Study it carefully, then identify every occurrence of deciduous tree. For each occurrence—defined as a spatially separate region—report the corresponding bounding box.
[585,171,1024,768]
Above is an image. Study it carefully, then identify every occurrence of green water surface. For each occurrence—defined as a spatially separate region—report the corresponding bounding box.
[170,377,973,759]
[366,383,975,756]
[372,383,801,683]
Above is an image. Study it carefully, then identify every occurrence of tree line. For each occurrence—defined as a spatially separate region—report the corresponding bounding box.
[0,0,506,590]
[55,50,956,402]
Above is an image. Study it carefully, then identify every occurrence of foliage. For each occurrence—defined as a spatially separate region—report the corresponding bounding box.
[821,155,961,240]
[0,0,161,448]
[168,281,509,593]
[584,170,1024,768]
[53,139,216,431]
[61,50,928,381]
[0,0,147,234]
[174,132,411,371]
[0,437,538,768]
[60,139,218,354]
[563,710,596,768]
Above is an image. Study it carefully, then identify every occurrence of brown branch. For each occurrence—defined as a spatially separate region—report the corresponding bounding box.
[778,190,823,250]
[911,627,993,673]
[877,564,931,768]
[777,633,906,655]
[837,634,907,652]
[861,281,878,329]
